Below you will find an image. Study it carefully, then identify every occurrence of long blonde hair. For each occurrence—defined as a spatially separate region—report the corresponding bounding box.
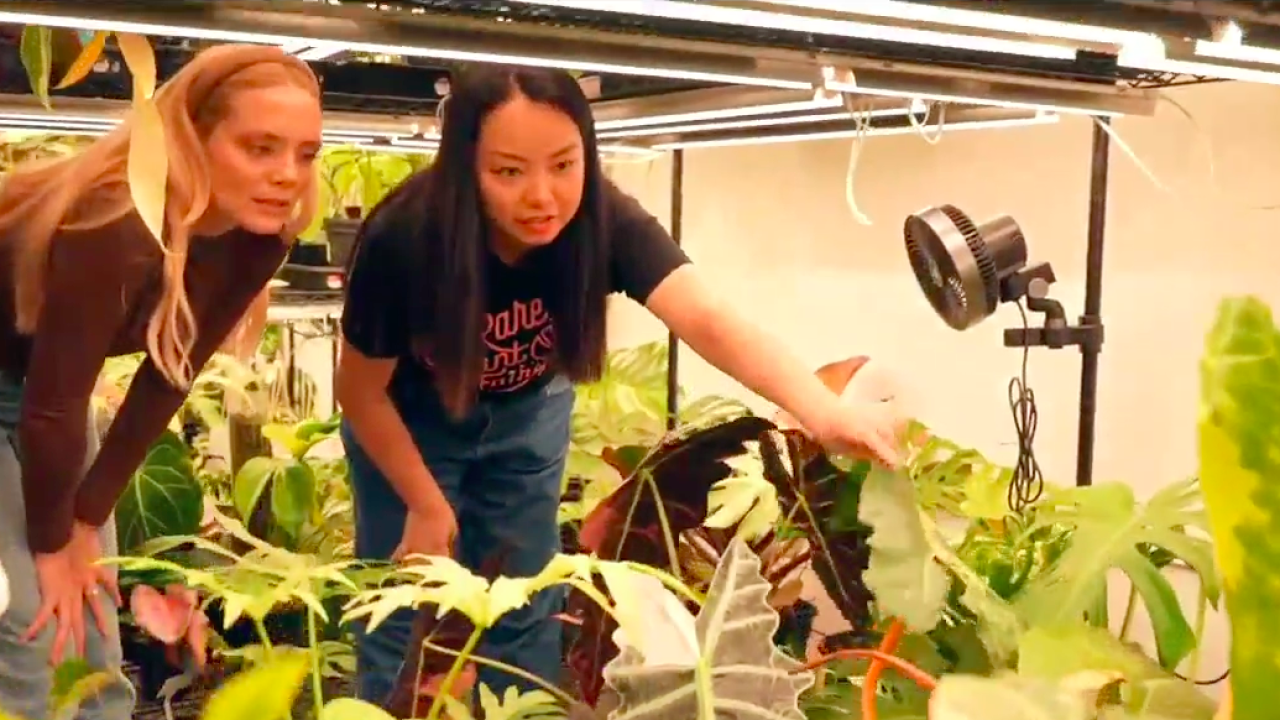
[0,44,320,387]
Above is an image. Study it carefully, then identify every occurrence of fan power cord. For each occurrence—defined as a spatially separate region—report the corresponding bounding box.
[1007,302,1045,513]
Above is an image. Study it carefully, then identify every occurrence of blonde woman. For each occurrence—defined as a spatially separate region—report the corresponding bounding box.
[0,44,321,720]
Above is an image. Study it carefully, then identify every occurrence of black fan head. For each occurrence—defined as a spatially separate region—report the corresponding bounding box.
[904,205,1029,331]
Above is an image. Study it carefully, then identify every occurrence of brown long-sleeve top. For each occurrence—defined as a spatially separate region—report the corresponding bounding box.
[0,207,288,554]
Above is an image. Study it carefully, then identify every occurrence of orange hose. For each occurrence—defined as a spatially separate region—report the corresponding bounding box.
[798,647,936,692]
[861,618,906,720]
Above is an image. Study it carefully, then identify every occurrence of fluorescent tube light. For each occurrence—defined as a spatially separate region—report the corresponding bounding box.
[0,9,812,90]
[598,107,913,140]
[650,112,1060,150]
[508,0,1076,60]
[821,68,1126,117]
[754,0,1280,86]
[595,93,847,130]
[746,0,1156,49]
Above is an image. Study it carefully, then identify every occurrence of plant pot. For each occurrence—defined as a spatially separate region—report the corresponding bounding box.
[277,243,340,291]
[324,217,362,272]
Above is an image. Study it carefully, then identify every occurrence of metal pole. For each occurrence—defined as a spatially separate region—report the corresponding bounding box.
[665,149,684,431]
[1075,118,1110,487]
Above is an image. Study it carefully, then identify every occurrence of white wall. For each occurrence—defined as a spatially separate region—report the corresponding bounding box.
[607,79,1280,689]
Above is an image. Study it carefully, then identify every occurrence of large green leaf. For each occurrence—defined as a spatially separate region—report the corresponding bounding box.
[1014,479,1215,670]
[928,674,1091,720]
[858,466,949,632]
[1198,295,1280,720]
[601,538,813,720]
[202,651,310,720]
[233,456,317,541]
[114,430,203,553]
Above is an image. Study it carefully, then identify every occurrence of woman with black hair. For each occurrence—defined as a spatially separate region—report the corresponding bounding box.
[336,65,906,702]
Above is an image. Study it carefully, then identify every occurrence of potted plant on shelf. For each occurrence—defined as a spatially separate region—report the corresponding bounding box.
[312,144,433,270]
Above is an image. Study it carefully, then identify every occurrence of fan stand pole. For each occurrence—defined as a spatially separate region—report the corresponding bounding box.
[1075,118,1111,487]
[665,149,685,431]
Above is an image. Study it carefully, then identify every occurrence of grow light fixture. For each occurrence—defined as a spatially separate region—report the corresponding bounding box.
[751,0,1280,87]
[648,111,1059,150]
[0,7,815,91]
[510,0,1080,60]
[820,66,1152,118]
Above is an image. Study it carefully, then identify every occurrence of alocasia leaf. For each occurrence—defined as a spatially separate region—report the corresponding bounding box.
[601,539,813,720]
[569,417,777,705]
[1198,295,1280,720]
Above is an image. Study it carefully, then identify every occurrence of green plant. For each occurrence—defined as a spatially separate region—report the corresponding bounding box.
[299,145,431,242]
[1198,295,1280,720]
[561,341,751,523]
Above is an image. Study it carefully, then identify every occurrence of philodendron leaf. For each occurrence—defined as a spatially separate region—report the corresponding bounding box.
[1014,479,1213,670]
[859,466,949,632]
[114,430,203,553]
[602,538,813,720]
[928,674,1090,720]
[1198,295,1280,720]
[202,651,310,720]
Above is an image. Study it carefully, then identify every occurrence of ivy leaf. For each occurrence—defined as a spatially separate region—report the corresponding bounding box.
[602,538,813,720]
[859,466,949,632]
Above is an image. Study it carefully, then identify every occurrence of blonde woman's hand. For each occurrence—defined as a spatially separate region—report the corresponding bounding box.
[68,521,121,635]
[23,549,88,664]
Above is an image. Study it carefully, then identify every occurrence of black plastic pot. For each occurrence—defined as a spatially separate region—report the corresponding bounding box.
[324,217,362,272]
[278,242,340,291]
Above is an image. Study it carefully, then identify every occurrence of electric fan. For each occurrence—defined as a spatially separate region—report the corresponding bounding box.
[904,204,1097,349]
[902,204,1104,511]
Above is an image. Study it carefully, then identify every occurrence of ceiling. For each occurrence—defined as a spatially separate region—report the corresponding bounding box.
[0,0,1274,149]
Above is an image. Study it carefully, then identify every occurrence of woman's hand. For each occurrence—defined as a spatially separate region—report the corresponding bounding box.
[807,399,908,468]
[69,521,121,633]
[23,522,120,665]
[394,501,459,563]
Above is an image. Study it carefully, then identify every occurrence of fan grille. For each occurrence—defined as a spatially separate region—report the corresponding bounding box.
[939,204,1000,313]
[905,205,999,329]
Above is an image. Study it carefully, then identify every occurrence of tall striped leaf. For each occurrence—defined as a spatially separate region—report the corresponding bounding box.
[602,539,812,720]
[1198,295,1280,720]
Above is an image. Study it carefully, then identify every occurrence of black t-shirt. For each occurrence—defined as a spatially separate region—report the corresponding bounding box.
[341,180,690,399]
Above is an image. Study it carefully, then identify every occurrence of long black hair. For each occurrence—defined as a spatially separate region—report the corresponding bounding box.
[363,64,610,416]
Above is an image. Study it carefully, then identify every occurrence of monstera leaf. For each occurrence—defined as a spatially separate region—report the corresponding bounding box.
[115,430,203,554]
[1198,295,1280,720]
[601,539,813,720]
[1013,479,1216,671]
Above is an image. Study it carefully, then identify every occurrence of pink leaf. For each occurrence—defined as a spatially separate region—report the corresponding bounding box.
[130,584,195,645]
